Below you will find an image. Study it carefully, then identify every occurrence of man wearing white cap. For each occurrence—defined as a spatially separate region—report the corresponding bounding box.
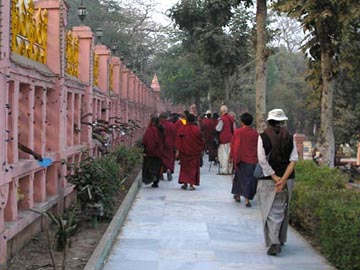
[256,109,298,256]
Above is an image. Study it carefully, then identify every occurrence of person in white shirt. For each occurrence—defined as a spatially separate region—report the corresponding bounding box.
[256,109,298,256]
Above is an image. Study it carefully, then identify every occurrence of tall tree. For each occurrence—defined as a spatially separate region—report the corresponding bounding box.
[255,0,267,131]
[266,48,313,134]
[169,0,252,109]
[274,0,360,166]
[333,18,360,146]
[153,45,209,109]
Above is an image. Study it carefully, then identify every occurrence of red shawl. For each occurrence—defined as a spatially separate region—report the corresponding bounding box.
[142,126,164,158]
[175,123,204,156]
[160,119,177,170]
[219,113,234,144]
[230,126,258,166]
[160,119,177,150]
[201,118,213,143]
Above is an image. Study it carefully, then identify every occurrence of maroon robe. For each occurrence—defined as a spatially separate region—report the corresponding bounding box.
[142,126,164,158]
[208,118,218,161]
[219,113,234,144]
[175,123,204,186]
[142,126,165,184]
[201,118,213,153]
[160,119,177,172]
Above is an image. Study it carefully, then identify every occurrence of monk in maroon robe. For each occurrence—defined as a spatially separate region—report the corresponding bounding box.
[175,114,204,190]
[142,116,165,188]
[159,112,177,180]
[208,112,219,162]
[201,111,213,154]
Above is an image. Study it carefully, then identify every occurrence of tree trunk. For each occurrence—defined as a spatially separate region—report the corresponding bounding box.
[194,92,201,115]
[255,0,267,132]
[224,75,230,105]
[319,48,335,167]
[207,91,212,113]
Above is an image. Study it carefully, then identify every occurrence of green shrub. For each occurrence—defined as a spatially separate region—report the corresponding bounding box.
[295,160,347,189]
[290,184,325,235]
[318,190,360,270]
[291,160,360,270]
[291,161,347,232]
[111,145,143,177]
[67,155,119,219]
[67,146,142,219]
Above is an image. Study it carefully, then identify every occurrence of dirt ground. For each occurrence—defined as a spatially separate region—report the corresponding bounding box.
[8,175,136,270]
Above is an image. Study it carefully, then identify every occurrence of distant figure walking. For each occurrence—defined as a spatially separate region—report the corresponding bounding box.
[216,105,234,174]
[201,110,213,155]
[256,109,298,256]
[142,116,165,188]
[175,114,204,190]
[208,112,219,163]
[159,112,177,181]
[230,113,258,207]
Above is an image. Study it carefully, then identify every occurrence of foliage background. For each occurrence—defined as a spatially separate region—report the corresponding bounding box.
[66,0,360,149]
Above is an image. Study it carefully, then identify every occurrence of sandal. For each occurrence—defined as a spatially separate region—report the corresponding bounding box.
[233,195,241,202]
[189,185,196,191]
[181,183,188,190]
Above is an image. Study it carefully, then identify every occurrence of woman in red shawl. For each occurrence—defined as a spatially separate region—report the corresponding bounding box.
[175,114,204,190]
[230,112,258,206]
[142,116,165,188]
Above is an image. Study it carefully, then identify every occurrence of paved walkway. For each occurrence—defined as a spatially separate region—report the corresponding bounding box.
[102,158,334,270]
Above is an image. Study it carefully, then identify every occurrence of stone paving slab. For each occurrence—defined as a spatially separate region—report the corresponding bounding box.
[102,158,335,270]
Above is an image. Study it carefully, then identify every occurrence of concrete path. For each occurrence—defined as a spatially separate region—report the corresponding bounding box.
[102,158,335,270]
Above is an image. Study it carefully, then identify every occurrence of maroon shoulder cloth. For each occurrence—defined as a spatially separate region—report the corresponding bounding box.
[175,124,204,156]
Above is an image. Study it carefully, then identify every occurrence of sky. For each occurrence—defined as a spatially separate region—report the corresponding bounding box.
[151,0,180,25]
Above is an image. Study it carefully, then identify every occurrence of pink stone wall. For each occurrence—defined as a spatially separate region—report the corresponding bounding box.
[0,0,181,264]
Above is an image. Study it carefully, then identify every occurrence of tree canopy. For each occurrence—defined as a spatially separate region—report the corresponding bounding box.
[64,0,360,159]
[168,0,254,107]
[152,45,209,108]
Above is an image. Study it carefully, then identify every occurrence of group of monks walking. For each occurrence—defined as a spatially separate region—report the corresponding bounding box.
[141,104,256,197]
[141,106,298,257]
[142,110,205,190]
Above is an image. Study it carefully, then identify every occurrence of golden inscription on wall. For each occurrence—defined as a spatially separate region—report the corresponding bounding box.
[109,63,114,91]
[66,31,79,77]
[11,0,48,64]
[93,53,99,86]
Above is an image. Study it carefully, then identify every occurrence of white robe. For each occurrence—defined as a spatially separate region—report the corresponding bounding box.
[217,143,232,174]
